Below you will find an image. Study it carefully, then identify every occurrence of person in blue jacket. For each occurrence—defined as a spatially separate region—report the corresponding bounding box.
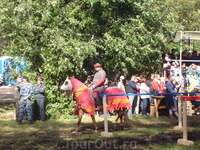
[33,76,46,121]
[165,75,178,118]
[127,75,137,116]
[18,76,33,124]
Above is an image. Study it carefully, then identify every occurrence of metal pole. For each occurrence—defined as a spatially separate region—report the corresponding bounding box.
[178,31,183,128]
[179,31,183,70]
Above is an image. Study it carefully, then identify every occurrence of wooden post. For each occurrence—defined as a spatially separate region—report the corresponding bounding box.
[182,99,187,140]
[178,96,182,127]
[154,98,158,118]
[177,98,193,145]
[174,96,183,131]
[100,95,114,137]
[103,95,108,133]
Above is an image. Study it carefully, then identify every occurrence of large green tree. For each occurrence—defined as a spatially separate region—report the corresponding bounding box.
[0,0,175,81]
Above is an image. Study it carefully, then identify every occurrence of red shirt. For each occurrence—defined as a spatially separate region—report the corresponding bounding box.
[152,79,160,92]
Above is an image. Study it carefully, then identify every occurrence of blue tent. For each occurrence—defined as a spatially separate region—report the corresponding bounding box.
[0,56,27,85]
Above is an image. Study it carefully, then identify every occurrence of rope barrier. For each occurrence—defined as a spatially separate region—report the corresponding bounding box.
[104,92,200,97]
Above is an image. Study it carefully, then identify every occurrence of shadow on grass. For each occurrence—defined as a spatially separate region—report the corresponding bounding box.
[1,114,200,150]
[0,119,74,150]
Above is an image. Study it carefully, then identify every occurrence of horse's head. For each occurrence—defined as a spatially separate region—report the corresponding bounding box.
[60,77,73,91]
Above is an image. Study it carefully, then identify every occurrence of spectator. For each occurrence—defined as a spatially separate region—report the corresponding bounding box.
[146,73,155,107]
[162,50,171,63]
[152,74,161,94]
[165,76,178,119]
[127,75,137,116]
[186,52,192,64]
[191,50,199,61]
[181,51,188,60]
[181,63,188,88]
[114,70,126,86]
[13,75,22,122]
[197,65,200,87]
[135,77,141,115]
[117,75,126,93]
[140,78,150,116]
[17,76,33,124]
[104,78,110,88]
[187,63,198,92]
[146,74,155,94]
[159,77,166,95]
[190,87,200,115]
[84,75,92,87]
[170,49,177,59]
[170,61,181,78]
[33,76,46,122]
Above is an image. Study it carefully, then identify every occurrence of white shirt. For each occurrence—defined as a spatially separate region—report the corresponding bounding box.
[140,83,150,99]
[117,81,126,93]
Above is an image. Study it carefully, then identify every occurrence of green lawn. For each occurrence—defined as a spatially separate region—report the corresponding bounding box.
[0,106,200,150]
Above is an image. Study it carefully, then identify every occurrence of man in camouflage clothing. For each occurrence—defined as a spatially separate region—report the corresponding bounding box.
[18,76,33,124]
[33,76,46,121]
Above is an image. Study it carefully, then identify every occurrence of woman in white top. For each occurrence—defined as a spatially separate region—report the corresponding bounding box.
[117,75,126,93]
[140,78,150,116]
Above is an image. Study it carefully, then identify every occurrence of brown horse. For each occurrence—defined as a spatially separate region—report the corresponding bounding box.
[60,76,131,133]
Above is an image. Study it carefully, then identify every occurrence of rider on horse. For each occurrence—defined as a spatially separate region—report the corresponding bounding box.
[90,63,106,110]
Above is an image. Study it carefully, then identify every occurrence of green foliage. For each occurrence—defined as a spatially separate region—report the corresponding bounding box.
[1,0,198,79]
[45,85,76,119]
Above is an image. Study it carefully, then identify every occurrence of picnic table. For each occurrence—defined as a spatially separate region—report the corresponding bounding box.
[150,95,166,118]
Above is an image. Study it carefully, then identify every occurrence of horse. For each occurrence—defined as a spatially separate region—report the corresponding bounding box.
[60,76,131,133]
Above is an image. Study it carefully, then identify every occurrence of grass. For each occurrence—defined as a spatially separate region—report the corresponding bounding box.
[0,108,200,150]
[0,104,15,114]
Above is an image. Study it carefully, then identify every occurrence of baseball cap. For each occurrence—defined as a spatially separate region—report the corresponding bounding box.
[23,76,28,80]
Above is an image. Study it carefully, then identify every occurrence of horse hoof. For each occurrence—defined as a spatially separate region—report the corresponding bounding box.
[71,129,79,134]
[119,126,124,131]
[94,130,98,133]
[71,131,77,134]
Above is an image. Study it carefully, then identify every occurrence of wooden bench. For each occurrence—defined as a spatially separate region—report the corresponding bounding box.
[0,86,15,106]
[150,95,166,118]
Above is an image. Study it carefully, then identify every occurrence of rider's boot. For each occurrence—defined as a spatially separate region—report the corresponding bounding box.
[95,97,103,110]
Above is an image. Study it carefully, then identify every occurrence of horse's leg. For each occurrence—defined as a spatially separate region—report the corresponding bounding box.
[74,109,84,133]
[90,115,98,133]
[118,110,124,130]
[123,109,130,125]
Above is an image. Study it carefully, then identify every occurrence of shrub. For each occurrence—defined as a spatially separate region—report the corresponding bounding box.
[45,85,76,119]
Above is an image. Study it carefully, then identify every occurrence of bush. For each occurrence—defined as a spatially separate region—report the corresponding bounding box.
[45,85,76,119]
